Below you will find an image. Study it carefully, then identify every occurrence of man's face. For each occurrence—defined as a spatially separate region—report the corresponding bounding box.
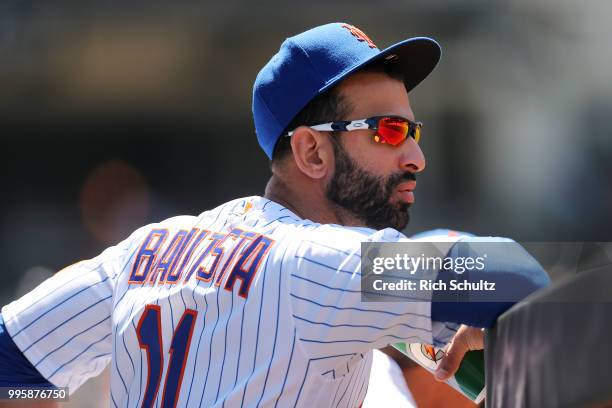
[325,71,426,230]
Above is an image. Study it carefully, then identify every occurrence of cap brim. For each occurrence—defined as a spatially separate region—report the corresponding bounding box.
[319,37,441,94]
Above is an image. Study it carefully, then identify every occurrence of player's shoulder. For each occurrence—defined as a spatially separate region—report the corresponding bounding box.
[306,224,406,243]
[283,223,409,262]
[247,196,411,242]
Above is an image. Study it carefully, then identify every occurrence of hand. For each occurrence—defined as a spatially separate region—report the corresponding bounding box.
[434,325,484,381]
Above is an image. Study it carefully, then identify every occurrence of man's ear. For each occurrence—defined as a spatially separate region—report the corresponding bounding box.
[290,126,334,179]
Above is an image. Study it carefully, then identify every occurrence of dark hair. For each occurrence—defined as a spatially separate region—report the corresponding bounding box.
[271,62,405,163]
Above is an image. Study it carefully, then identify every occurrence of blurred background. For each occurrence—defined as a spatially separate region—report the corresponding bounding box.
[1,0,611,405]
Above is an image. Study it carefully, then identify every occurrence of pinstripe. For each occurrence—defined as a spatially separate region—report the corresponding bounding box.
[166,231,207,406]
[214,222,255,403]
[260,215,298,229]
[257,243,290,406]
[239,254,271,408]
[261,199,273,211]
[133,318,144,408]
[184,253,208,407]
[3,262,103,323]
[294,256,357,276]
[112,325,129,403]
[354,365,368,408]
[109,247,142,406]
[168,288,175,332]
[303,240,361,258]
[48,332,112,379]
[232,292,248,389]
[233,254,269,400]
[360,288,426,301]
[345,357,366,408]
[299,334,420,344]
[195,286,217,407]
[197,207,236,407]
[179,286,187,311]
[331,368,346,406]
[291,273,424,300]
[13,276,111,338]
[112,243,145,313]
[214,286,233,402]
[112,283,131,314]
[292,314,430,333]
[111,390,119,408]
[290,293,430,321]
[273,327,296,408]
[119,301,138,406]
[33,315,110,366]
[234,286,249,387]
[334,360,358,408]
[293,359,312,407]
[25,295,112,353]
[305,352,356,361]
[290,273,362,293]
[356,353,372,406]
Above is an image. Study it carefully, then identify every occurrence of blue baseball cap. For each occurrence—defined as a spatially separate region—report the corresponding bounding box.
[253,22,441,159]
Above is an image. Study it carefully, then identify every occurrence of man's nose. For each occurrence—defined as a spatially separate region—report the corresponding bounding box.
[398,136,426,173]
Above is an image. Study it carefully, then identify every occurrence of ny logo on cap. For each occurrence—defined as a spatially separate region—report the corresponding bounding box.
[341,24,377,49]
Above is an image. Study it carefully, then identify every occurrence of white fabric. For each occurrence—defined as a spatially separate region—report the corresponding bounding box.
[362,350,417,408]
[2,196,458,407]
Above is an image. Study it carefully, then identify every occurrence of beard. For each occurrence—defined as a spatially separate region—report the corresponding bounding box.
[325,138,416,231]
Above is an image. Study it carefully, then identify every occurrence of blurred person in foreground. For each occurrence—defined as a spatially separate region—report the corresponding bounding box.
[0,22,549,407]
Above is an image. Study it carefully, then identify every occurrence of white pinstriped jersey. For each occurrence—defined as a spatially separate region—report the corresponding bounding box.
[2,196,459,407]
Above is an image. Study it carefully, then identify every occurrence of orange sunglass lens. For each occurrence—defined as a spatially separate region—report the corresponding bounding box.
[376,118,409,146]
[413,124,421,144]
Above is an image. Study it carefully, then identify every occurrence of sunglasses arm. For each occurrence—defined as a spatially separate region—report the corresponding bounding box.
[286,123,336,137]
[285,118,374,137]
[345,119,372,131]
[310,119,372,132]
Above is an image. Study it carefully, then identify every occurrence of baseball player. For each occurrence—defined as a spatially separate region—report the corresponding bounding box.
[0,23,549,407]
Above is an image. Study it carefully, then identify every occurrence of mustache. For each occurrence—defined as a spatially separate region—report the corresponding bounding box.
[386,171,417,191]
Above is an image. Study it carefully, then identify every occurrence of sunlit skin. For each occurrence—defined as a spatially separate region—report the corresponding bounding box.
[264,71,425,227]
[331,71,425,210]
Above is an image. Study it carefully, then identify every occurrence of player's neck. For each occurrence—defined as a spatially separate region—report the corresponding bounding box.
[264,175,365,227]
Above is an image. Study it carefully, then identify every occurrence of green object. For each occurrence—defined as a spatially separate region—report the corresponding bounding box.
[454,350,486,401]
[394,342,408,353]
[392,342,486,403]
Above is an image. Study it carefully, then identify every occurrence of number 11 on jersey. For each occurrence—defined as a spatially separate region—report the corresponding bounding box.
[136,304,198,408]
